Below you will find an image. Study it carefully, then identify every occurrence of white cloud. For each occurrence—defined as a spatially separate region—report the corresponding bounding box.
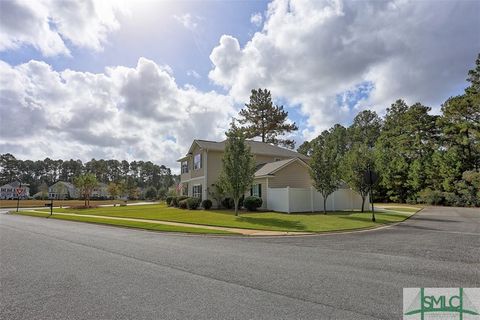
[173,13,200,31]
[209,0,480,138]
[0,0,125,56]
[250,12,263,27]
[187,70,201,79]
[0,58,236,170]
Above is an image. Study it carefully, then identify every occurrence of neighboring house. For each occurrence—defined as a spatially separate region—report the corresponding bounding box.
[91,182,109,199]
[49,181,78,199]
[0,181,30,199]
[177,139,367,212]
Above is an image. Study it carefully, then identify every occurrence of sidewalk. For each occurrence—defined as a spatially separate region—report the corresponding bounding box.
[26,211,312,236]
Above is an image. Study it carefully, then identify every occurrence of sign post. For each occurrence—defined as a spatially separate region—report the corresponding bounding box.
[15,183,22,212]
[45,199,53,216]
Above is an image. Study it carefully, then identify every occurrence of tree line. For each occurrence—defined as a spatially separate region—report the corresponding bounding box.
[299,54,479,207]
[225,54,479,209]
[0,155,178,199]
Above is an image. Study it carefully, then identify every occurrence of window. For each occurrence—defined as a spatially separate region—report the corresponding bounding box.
[182,183,188,196]
[251,184,262,197]
[274,158,281,162]
[192,185,202,199]
[193,153,202,170]
[181,161,189,174]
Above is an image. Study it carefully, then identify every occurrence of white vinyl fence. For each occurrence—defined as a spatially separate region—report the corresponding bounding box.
[267,187,368,213]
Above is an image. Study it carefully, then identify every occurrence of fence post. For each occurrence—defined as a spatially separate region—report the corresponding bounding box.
[286,186,290,214]
[332,191,335,211]
[310,186,314,212]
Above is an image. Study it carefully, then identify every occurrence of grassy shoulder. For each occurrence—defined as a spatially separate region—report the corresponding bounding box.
[14,210,234,235]
[37,204,417,233]
[0,199,148,208]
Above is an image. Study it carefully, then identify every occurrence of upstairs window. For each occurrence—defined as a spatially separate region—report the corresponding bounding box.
[193,153,202,170]
[181,161,189,174]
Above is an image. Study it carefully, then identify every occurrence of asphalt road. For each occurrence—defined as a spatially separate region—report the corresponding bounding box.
[1,207,478,319]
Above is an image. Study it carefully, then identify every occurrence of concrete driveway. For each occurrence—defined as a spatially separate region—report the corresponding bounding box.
[1,206,478,319]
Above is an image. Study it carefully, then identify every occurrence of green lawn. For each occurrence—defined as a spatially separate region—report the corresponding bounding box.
[35,204,417,233]
[15,210,234,235]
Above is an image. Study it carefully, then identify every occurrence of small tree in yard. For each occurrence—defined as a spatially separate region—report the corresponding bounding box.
[74,174,98,207]
[310,126,346,214]
[341,144,372,212]
[107,182,120,200]
[219,121,256,216]
[208,183,227,208]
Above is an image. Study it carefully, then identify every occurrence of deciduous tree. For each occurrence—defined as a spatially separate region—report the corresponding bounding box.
[219,121,256,216]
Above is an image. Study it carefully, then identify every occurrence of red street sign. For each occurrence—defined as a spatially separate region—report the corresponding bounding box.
[16,188,24,195]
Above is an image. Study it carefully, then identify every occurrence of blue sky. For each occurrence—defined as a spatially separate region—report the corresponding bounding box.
[0,1,268,88]
[0,0,478,170]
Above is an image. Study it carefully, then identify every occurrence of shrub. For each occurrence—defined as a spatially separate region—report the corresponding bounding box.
[177,196,189,202]
[221,197,234,209]
[166,196,174,206]
[443,192,462,206]
[178,199,188,209]
[187,197,201,210]
[171,197,179,207]
[418,188,444,205]
[201,199,212,210]
[144,186,158,200]
[243,196,263,211]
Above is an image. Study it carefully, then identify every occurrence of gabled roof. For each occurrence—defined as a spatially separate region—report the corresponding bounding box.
[254,157,310,177]
[1,181,29,188]
[179,139,309,161]
[50,181,76,189]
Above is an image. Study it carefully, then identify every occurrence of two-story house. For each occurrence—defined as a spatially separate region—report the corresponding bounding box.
[177,139,312,209]
[49,181,78,199]
[0,181,30,200]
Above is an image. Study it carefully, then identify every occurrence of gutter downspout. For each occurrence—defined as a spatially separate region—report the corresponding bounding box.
[203,149,208,200]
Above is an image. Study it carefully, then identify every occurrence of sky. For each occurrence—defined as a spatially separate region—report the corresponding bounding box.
[0,0,479,172]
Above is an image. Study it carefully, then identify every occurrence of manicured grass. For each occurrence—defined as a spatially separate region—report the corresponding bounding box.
[38,204,415,233]
[0,199,147,208]
[14,210,234,235]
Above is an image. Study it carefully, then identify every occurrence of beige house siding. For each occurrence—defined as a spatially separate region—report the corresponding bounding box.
[268,161,313,188]
[206,151,223,189]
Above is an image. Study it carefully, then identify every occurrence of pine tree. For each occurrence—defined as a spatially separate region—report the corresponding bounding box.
[238,88,298,149]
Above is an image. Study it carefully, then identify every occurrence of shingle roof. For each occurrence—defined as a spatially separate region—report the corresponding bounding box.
[187,139,309,160]
[254,158,297,177]
[1,181,29,188]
